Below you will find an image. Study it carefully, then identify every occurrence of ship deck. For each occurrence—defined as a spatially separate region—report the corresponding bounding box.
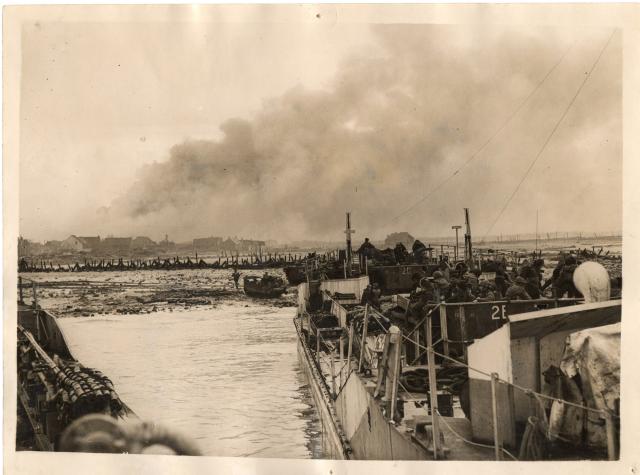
[315,349,496,461]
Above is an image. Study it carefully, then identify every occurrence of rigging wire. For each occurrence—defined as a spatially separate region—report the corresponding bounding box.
[483,29,617,240]
[389,41,575,224]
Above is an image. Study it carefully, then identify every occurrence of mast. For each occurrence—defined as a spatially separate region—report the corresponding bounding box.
[452,225,462,262]
[344,212,355,277]
[536,209,538,254]
[464,208,473,266]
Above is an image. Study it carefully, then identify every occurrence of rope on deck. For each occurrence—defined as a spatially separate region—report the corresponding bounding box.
[434,409,519,460]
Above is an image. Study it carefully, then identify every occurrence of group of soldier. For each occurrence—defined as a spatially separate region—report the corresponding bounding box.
[356,237,432,265]
[400,253,582,322]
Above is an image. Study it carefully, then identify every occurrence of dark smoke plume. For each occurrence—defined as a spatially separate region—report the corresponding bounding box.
[106,25,620,242]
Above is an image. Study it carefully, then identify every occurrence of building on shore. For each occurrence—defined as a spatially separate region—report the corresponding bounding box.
[77,236,101,252]
[238,239,266,253]
[102,237,132,253]
[43,240,62,254]
[60,235,89,253]
[18,237,45,257]
[131,236,157,251]
[193,236,223,252]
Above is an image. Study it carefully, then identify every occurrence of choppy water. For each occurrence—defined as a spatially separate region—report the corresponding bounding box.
[58,302,323,458]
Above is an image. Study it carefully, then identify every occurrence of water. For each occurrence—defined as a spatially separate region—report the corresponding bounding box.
[58,302,323,458]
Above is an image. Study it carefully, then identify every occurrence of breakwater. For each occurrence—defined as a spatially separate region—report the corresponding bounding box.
[19,251,338,273]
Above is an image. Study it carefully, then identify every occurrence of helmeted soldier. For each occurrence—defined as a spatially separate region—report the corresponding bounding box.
[505,276,532,300]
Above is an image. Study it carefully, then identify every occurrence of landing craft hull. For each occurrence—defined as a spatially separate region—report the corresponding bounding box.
[296,335,349,459]
[294,317,429,460]
[17,303,135,451]
[244,287,287,298]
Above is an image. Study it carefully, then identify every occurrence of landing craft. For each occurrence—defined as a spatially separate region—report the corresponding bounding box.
[243,274,287,298]
[16,278,201,454]
[294,212,621,460]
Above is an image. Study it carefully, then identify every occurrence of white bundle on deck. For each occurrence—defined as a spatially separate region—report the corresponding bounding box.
[549,322,620,450]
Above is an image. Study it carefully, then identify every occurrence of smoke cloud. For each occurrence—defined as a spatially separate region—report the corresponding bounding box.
[105,24,621,243]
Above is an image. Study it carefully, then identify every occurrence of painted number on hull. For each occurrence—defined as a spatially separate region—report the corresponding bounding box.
[491,304,507,321]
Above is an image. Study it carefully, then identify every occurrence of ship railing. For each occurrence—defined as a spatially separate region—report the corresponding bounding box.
[343,299,619,461]
[401,328,619,461]
[393,297,584,364]
[394,297,584,313]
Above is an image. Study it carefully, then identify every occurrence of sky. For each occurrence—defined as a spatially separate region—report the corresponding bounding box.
[19,20,622,244]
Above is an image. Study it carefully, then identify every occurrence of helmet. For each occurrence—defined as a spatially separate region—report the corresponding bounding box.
[433,271,444,279]
[515,276,527,285]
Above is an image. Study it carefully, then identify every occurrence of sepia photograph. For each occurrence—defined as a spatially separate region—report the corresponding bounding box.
[3,4,638,473]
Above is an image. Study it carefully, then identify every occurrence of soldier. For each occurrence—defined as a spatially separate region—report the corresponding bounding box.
[521,259,544,298]
[433,275,451,302]
[394,242,409,264]
[477,280,498,302]
[360,284,373,306]
[556,254,581,298]
[505,276,532,300]
[356,238,376,260]
[370,283,382,310]
[494,260,512,298]
[542,255,565,296]
[412,240,428,263]
[232,268,241,289]
[406,278,433,322]
[463,272,480,296]
[438,260,452,282]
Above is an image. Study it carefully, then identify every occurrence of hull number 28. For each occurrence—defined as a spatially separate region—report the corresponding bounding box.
[491,304,507,321]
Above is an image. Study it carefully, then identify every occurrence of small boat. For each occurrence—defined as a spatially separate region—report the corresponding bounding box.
[243,274,287,298]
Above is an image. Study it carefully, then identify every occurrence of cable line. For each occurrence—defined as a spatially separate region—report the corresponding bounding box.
[483,30,616,240]
[389,41,575,224]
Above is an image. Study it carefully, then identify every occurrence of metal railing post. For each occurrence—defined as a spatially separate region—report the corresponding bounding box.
[386,326,402,421]
[32,281,38,308]
[491,372,503,460]
[339,331,345,388]
[358,304,370,372]
[329,354,337,398]
[347,322,354,375]
[439,304,449,357]
[426,314,441,459]
[604,410,617,460]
